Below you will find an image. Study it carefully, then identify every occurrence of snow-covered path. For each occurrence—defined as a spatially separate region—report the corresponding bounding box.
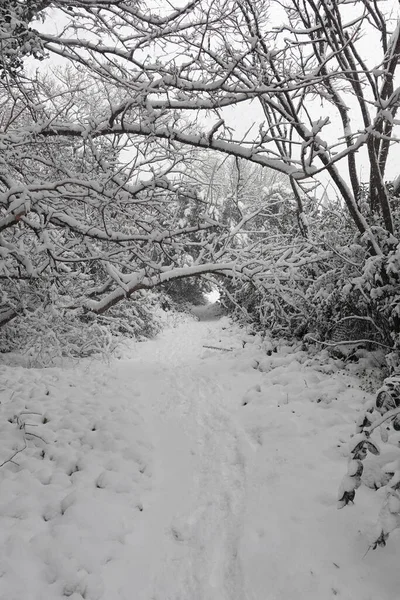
[1,310,400,600]
[111,318,250,600]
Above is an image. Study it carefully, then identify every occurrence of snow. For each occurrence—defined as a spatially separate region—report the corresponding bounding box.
[1,308,400,599]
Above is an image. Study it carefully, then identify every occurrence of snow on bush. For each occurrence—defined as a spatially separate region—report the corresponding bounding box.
[338,373,400,549]
[221,220,397,367]
[1,306,118,367]
[0,286,179,365]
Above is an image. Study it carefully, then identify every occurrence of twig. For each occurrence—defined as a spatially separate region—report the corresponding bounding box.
[25,431,47,443]
[0,441,27,468]
[203,345,233,352]
[366,406,400,434]
[304,335,392,350]
[362,546,372,560]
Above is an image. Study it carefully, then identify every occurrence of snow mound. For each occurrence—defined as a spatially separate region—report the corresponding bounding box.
[0,361,151,599]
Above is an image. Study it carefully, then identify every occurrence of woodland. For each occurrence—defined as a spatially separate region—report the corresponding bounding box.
[0,0,399,360]
[2,0,400,553]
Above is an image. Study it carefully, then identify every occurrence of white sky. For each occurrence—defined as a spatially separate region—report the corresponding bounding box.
[217,0,400,188]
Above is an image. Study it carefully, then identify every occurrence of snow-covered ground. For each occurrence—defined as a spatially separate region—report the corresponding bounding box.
[0,307,399,600]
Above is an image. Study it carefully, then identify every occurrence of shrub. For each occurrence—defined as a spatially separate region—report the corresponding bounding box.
[0,286,164,365]
[337,374,400,549]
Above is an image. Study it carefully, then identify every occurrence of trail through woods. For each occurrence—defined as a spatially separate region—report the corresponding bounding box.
[0,307,399,599]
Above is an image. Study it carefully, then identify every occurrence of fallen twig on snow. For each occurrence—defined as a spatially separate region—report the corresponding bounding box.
[0,441,27,468]
[202,345,233,352]
[0,411,47,469]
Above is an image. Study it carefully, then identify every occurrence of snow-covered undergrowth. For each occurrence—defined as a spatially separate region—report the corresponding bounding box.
[0,307,399,600]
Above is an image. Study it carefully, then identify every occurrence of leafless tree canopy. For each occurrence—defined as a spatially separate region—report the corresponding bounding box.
[1,0,400,327]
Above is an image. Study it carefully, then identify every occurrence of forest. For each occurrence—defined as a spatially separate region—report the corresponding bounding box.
[1,0,399,357]
[1,0,400,577]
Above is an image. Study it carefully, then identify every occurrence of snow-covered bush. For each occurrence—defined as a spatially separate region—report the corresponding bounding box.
[221,199,396,362]
[0,304,116,366]
[0,282,165,365]
[351,239,400,355]
[96,290,162,341]
[338,374,400,549]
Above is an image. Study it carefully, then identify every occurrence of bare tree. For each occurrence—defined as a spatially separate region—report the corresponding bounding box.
[29,0,399,248]
[0,72,227,324]
[1,0,400,325]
